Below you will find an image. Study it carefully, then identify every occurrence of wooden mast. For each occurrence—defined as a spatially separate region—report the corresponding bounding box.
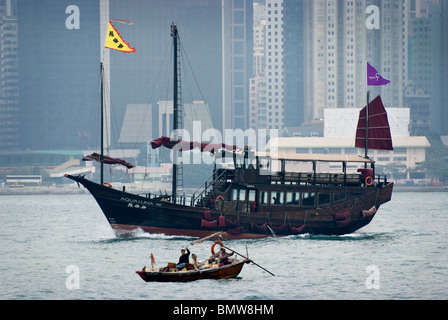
[365,91,370,168]
[100,62,104,185]
[171,24,179,202]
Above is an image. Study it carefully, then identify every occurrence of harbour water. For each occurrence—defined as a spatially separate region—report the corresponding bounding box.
[0,191,447,300]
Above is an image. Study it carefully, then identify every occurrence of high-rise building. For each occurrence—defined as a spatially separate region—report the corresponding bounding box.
[443,0,448,136]
[259,0,371,131]
[366,0,409,109]
[255,0,445,138]
[307,0,369,119]
[118,103,152,144]
[0,0,18,150]
[264,0,285,130]
[406,0,448,135]
[282,0,306,128]
[249,1,266,131]
[109,0,252,136]
[17,0,101,150]
[12,1,253,154]
[249,76,267,130]
[221,0,253,131]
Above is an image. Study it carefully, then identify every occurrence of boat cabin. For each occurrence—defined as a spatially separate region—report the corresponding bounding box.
[191,149,387,212]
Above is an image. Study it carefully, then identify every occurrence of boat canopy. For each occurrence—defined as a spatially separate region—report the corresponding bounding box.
[216,150,374,164]
[151,136,239,154]
[254,152,374,164]
[82,152,135,169]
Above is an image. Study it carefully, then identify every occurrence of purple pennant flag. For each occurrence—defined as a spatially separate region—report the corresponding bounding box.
[367,62,390,86]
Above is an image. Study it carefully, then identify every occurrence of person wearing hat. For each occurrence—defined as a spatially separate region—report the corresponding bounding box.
[218,247,234,266]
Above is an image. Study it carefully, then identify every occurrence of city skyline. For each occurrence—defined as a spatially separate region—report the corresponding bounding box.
[0,0,447,154]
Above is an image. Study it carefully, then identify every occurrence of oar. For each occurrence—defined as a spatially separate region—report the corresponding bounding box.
[220,244,275,277]
[189,232,223,246]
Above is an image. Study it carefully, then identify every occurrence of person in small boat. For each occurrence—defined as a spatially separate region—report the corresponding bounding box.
[218,247,234,266]
[176,247,190,270]
[190,254,204,273]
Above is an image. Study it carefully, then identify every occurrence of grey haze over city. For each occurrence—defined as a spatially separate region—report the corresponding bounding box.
[0,0,447,185]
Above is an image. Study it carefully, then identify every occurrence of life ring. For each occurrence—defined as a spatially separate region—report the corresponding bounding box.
[216,195,224,201]
[103,181,112,188]
[211,240,224,255]
[365,176,373,186]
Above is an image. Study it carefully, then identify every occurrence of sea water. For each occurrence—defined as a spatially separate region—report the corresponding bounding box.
[0,192,447,300]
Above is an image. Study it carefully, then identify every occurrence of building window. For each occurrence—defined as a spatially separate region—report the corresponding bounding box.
[312,148,328,154]
[328,148,341,154]
[344,148,357,154]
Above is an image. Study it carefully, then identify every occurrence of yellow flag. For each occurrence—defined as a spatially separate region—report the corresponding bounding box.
[105,21,135,53]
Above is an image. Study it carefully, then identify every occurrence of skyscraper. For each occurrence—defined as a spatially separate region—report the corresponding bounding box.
[307,0,370,119]
[13,0,253,153]
[221,0,253,131]
[0,0,18,150]
[17,0,101,150]
[366,0,409,109]
[407,0,448,135]
[109,0,252,137]
[265,0,284,129]
[258,0,306,130]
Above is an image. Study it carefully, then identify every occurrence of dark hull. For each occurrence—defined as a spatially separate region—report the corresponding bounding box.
[136,259,249,282]
[66,174,393,239]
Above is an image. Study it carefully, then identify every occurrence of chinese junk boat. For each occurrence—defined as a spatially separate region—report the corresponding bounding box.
[66,25,393,239]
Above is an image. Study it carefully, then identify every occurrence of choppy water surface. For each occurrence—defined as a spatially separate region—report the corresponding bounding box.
[1,192,447,300]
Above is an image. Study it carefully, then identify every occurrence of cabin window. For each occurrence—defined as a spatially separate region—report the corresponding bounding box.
[334,193,346,203]
[286,192,300,205]
[231,189,238,201]
[239,189,246,201]
[302,192,316,206]
[270,191,284,205]
[260,191,269,205]
[248,189,256,202]
[231,189,246,201]
[318,193,331,206]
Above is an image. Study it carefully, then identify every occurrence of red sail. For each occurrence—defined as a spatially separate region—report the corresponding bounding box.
[355,95,393,151]
[150,136,238,154]
[82,153,135,169]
